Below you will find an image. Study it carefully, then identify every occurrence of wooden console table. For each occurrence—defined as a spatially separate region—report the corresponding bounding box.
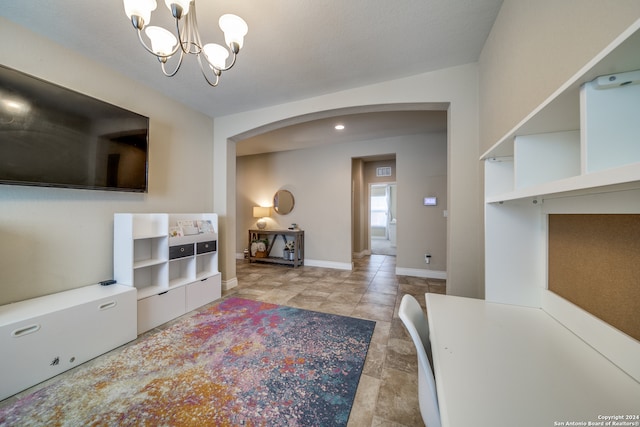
[249,229,304,267]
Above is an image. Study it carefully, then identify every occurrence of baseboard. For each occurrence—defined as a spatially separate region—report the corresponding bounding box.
[352,250,371,259]
[222,277,238,291]
[234,255,441,279]
[395,267,447,280]
[304,259,353,270]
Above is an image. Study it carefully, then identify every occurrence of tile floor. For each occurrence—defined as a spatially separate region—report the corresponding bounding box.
[0,254,445,427]
[231,255,446,427]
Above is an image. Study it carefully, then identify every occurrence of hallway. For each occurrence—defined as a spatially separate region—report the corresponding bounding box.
[371,238,396,256]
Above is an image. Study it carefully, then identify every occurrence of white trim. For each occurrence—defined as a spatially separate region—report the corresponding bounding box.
[352,250,371,259]
[222,277,238,291]
[303,259,353,271]
[396,267,447,280]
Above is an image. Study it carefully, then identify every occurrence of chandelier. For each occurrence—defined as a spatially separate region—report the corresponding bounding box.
[123,0,248,87]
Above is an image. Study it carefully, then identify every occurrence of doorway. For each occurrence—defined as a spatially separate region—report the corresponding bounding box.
[370,183,397,256]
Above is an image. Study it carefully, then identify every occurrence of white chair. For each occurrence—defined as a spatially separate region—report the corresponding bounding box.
[399,294,441,427]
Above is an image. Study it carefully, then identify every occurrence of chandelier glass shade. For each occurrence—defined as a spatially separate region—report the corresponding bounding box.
[123,0,248,87]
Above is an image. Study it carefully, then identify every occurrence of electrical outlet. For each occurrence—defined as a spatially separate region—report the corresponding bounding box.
[425,254,431,264]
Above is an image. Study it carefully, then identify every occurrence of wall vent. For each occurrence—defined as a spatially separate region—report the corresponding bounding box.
[376,167,392,177]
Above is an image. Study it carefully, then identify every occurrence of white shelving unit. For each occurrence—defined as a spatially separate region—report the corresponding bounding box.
[483,23,640,204]
[114,213,221,334]
[481,21,640,383]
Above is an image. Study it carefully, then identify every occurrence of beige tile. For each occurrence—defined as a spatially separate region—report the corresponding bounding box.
[361,291,397,307]
[327,290,365,304]
[384,338,416,374]
[371,415,418,427]
[254,288,298,304]
[398,283,430,300]
[348,374,381,427]
[362,341,386,378]
[341,280,372,292]
[352,302,395,322]
[318,300,358,316]
[298,288,332,298]
[289,274,324,284]
[371,320,391,345]
[367,280,399,296]
[374,367,424,427]
[232,287,268,300]
[388,318,409,340]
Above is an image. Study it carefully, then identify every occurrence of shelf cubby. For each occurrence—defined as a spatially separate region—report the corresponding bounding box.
[133,236,168,268]
[131,213,167,240]
[133,264,167,292]
[196,253,217,279]
[168,257,195,288]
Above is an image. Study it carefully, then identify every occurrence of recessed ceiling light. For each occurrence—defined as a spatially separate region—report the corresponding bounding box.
[334,124,345,130]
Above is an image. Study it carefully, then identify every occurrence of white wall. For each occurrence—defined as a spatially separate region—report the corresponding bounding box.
[0,19,215,305]
[216,63,482,298]
[236,132,447,273]
[478,0,640,153]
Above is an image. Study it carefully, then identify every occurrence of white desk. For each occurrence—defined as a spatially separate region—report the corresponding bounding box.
[426,294,640,427]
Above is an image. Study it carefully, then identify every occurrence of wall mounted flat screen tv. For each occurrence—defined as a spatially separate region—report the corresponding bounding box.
[0,65,149,192]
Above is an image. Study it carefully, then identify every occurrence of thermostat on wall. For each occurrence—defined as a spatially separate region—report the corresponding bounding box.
[424,197,437,206]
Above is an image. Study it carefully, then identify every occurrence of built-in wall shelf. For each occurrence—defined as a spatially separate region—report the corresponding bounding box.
[486,161,640,204]
[483,19,640,205]
[482,24,640,161]
[483,19,640,384]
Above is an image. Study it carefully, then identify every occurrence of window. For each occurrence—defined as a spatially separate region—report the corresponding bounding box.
[371,185,388,227]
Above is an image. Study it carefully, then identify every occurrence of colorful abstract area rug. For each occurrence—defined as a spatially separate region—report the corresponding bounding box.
[0,297,376,426]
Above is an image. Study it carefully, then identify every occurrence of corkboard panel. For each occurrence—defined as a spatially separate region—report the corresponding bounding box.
[548,214,640,341]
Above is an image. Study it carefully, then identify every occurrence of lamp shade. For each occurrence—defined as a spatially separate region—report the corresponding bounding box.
[253,206,270,218]
[123,0,157,23]
[219,14,248,50]
[145,26,178,55]
[203,43,230,70]
[164,0,191,16]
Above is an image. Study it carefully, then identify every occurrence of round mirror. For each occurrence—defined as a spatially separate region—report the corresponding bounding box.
[273,190,295,215]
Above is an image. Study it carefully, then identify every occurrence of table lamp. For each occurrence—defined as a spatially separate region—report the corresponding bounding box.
[253,206,270,229]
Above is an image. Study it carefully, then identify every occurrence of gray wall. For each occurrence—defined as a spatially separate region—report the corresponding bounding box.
[0,18,215,305]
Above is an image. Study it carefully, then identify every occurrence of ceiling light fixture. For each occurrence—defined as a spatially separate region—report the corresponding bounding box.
[123,0,248,87]
[335,124,345,130]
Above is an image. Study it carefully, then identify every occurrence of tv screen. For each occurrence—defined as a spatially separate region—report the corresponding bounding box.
[0,65,149,192]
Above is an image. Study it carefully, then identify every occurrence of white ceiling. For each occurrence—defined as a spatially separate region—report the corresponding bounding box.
[1,0,503,154]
